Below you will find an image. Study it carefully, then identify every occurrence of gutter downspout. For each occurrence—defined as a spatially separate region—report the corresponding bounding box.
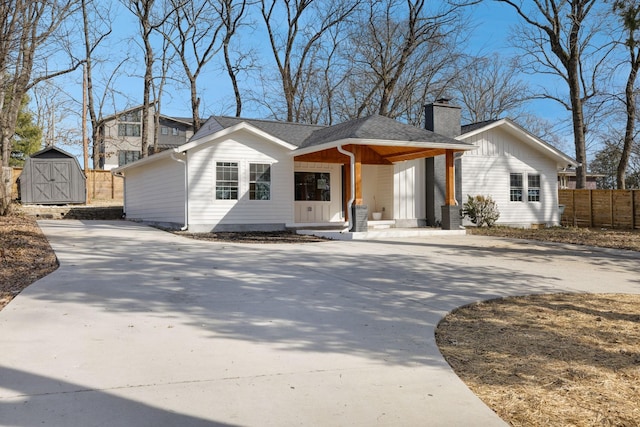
[171,151,189,231]
[336,145,355,233]
[112,171,126,218]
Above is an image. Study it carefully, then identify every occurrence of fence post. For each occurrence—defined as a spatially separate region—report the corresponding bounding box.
[571,190,578,227]
[610,190,614,229]
[588,190,593,228]
[633,190,637,230]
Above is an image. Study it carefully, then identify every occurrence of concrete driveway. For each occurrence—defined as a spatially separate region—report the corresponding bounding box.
[1,221,639,426]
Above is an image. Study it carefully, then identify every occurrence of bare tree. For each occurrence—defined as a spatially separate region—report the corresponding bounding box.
[610,0,640,189]
[0,0,83,214]
[121,0,179,157]
[151,34,174,153]
[495,0,611,188]
[260,0,361,122]
[217,0,250,117]
[163,0,221,131]
[81,0,122,169]
[451,54,530,123]
[332,0,468,125]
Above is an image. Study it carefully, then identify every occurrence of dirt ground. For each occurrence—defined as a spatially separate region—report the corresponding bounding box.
[2,214,640,426]
[436,294,640,426]
[468,226,640,252]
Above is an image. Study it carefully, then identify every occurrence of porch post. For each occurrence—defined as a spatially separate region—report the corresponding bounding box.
[354,145,363,205]
[441,149,461,230]
[445,150,455,206]
[352,145,368,231]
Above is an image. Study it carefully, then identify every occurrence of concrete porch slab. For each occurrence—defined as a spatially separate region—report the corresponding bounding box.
[296,227,466,240]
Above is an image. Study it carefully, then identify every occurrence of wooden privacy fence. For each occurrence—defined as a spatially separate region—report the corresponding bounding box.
[559,189,640,229]
[11,168,123,204]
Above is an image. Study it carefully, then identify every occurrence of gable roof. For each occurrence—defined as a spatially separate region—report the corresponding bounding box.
[458,118,576,168]
[299,115,464,150]
[29,145,76,159]
[200,116,325,147]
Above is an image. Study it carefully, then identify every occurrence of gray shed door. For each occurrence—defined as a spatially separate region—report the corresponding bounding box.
[32,160,72,202]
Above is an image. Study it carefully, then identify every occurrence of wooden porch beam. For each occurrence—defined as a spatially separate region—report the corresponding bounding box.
[382,148,446,163]
[445,149,456,206]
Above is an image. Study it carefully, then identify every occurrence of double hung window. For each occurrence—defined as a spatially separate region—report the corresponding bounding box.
[510,173,523,202]
[216,162,239,200]
[250,163,271,200]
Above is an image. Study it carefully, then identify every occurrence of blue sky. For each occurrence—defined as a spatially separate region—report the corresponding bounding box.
[52,1,581,160]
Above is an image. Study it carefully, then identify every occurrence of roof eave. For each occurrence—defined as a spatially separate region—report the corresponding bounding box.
[292,138,476,157]
[111,148,177,175]
[458,118,577,168]
[182,121,298,152]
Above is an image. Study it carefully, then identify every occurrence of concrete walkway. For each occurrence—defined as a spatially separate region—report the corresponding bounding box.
[1,221,639,427]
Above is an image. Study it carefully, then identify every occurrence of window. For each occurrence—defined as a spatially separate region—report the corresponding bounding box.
[216,162,238,200]
[528,174,541,202]
[118,150,141,166]
[295,172,331,201]
[172,127,179,136]
[161,126,168,135]
[250,163,271,200]
[118,123,141,137]
[510,173,523,202]
[119,110,141,122]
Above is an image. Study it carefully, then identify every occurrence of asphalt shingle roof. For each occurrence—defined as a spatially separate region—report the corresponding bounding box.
[460,119,500,135]
[300,115,462,148]
[192,116,324,147]
[193,114,467,149]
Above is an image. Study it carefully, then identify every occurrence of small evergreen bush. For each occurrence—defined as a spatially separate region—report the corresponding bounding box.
[462,195,500,227]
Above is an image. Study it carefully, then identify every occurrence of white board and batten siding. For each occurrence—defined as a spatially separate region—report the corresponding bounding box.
[123,156,186,226]
[187,129,294,232]
[393,159,426,224]
[460,127,561,227]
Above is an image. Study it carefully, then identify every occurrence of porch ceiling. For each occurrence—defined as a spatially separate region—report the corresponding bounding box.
[293,144,452,165]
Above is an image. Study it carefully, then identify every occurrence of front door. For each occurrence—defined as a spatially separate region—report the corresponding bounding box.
[294,165,343,223]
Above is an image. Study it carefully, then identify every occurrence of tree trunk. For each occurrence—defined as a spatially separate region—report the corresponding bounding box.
[224,41,242,117]
[190,78,201,132]
[0,167,10,215]
[617,49,639,190]
[142,35,153,158]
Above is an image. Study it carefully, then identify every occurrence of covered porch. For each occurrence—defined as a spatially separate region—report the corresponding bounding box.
[292,123,474,231]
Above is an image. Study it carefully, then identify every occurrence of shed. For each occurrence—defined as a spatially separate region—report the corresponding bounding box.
[19,146,86,204]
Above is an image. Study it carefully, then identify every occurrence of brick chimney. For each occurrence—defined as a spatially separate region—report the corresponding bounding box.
[424,98,461,138]
[424,99,462,227]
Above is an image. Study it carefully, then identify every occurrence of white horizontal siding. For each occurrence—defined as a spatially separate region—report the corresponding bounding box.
[460,127,560,226]
[124,157,185,224]
[187,129,294,229]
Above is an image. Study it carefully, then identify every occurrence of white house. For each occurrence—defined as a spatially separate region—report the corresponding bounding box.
[112,111,475,232]
[112,101,576,232]
[457,119,576,227]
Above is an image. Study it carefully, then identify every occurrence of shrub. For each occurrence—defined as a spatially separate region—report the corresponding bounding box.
[462,194,500,227]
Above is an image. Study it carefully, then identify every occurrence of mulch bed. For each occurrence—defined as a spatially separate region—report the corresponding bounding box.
[173,230,330,243]
[0,210,58,310]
